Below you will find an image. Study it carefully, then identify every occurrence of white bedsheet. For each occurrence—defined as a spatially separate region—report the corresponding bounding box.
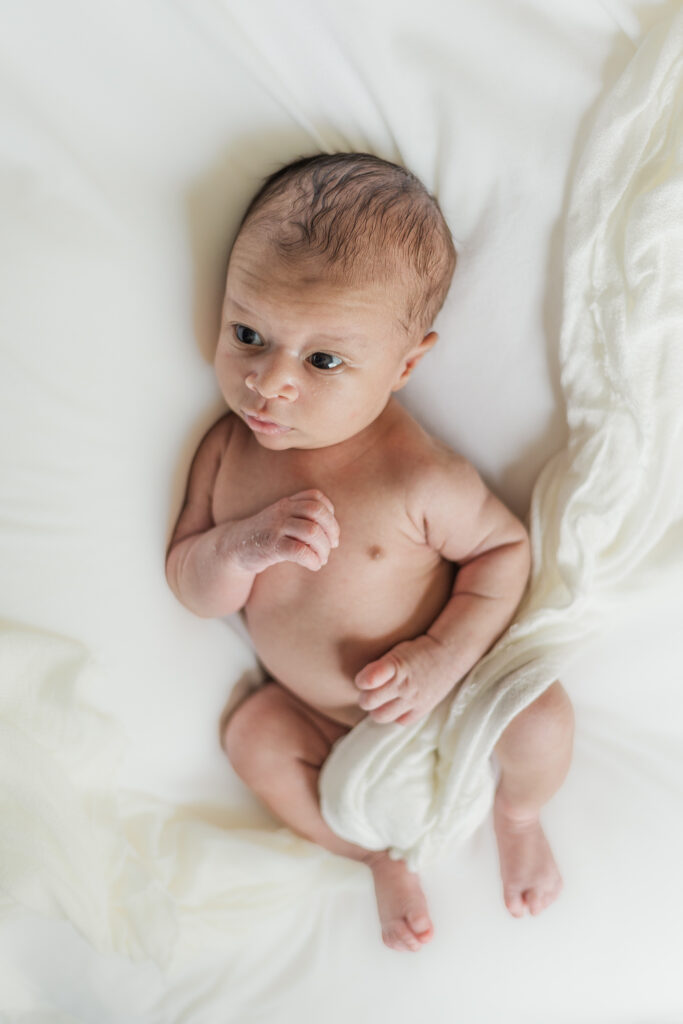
[1,1,682,1021]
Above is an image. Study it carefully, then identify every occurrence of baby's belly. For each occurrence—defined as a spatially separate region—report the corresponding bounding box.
[243,552,455,727]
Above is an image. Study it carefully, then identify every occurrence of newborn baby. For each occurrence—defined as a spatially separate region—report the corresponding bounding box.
[166,152,574,952]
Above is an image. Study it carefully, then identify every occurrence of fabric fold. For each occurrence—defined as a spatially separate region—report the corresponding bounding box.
[0,620,362,967]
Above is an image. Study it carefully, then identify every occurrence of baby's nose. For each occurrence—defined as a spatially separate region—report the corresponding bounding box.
[245,354,298,401]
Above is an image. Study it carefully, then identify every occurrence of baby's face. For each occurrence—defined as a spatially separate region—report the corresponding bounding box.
[214,228,436,451]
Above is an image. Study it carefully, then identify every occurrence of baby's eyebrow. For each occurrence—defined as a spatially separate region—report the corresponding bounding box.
[227,297,368,348]
[228,298,257,316]
[315,331,367,345]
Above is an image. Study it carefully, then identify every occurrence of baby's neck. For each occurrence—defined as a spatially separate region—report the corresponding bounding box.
[286,399,401,475]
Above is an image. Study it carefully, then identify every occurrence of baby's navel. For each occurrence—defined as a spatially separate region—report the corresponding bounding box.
[368,544,384,560]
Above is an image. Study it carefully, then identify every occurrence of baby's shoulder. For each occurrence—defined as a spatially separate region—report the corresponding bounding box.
[388,407,469,486]
[389,414,487,528]
[211,408,249,460]
[188,408,246,482]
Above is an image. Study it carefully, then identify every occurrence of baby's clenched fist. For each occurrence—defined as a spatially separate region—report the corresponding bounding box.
[226,489,340,575]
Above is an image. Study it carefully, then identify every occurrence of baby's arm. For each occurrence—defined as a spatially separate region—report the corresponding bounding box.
[166,414,339,618]
[355,449,531,725]
[422,456,530,670]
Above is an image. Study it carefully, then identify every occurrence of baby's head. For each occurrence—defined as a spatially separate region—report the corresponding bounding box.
[214,152,457,450]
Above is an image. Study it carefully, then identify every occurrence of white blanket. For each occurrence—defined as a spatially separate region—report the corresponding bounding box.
[320,5,683,871]
[0,619,365,970]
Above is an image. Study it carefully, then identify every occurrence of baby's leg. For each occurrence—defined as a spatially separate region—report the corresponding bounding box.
[222,680,434,952]
[493,680,575,918]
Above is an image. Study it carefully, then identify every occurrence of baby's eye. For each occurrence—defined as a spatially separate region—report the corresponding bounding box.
[234,324,263,346]
[308,352,343,370]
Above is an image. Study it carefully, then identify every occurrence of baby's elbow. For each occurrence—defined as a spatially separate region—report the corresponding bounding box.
[165,544,185,605]
[520,531,532,584]
[165,544,177,586]
[165,540,200,610]
[497,516,531,590]
[513,517,530,552]
[510,528,532,594]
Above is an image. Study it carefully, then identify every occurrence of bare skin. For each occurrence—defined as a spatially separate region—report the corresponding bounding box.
[167,222,573,950]
[365,853,435,951]
[492,681,574,919]
[493,806,564,918]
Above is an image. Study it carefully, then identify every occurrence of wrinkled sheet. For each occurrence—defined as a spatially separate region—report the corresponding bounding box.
[0,619,364,965]
[320,4,683,871]
[2,1,683,1022]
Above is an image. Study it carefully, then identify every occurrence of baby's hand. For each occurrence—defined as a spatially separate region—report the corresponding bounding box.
[354,635,456,726]
[227,489,340,575]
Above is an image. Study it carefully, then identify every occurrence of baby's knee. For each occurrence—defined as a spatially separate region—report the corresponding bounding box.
[498,681,574,760]
[527,681,574,729]
[221,682,281,776]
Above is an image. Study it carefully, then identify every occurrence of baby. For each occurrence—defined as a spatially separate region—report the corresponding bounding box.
[166,152,575,953]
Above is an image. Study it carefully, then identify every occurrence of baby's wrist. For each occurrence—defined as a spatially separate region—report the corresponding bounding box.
[218,521,260,576]
[403,633,455,681]
[422,631,468,683]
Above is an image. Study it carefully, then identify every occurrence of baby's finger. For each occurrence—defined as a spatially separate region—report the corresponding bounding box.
[395,709,422,726]
[355,656,397,691]
[357,680,400,711]
[367,697,407,724]
[281,515,333,567]
[289,489,335,517]
[292,498,340,549]
[275,534,326,571]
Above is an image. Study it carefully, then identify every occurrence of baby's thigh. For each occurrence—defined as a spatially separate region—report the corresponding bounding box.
[222,680,350,776]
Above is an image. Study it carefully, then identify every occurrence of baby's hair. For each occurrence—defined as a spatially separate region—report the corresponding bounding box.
[235,152,457,338]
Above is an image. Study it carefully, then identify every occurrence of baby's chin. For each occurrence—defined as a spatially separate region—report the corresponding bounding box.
[246,425,312,450]
[249,426,359,453]
[251,433,326,451]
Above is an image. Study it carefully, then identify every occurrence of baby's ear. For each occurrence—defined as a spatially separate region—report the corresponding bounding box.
[391,331,438,391]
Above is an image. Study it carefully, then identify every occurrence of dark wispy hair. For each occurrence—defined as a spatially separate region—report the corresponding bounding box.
[235,152,457,337]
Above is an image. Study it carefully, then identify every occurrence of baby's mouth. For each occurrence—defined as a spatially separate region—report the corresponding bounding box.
[242,409,291,436]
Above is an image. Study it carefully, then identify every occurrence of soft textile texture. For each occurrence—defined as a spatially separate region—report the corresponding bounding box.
[319,6,683,871]
[0,619,364,970]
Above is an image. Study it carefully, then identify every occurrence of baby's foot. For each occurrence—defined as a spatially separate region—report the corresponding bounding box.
[493,797,563,918]
[364,852,434,952]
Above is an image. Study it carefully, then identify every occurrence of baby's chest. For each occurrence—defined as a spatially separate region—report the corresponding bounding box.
[212,446,426,566]
[214,440,454,664]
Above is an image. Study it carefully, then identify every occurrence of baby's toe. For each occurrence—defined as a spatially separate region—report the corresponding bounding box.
[529,881,562,915]
[504,890,527,918]
[406,910,433,941]
[381,931,411,952]
[406,909,431,933]
[525,889,546,915]
[383,921,423,952]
